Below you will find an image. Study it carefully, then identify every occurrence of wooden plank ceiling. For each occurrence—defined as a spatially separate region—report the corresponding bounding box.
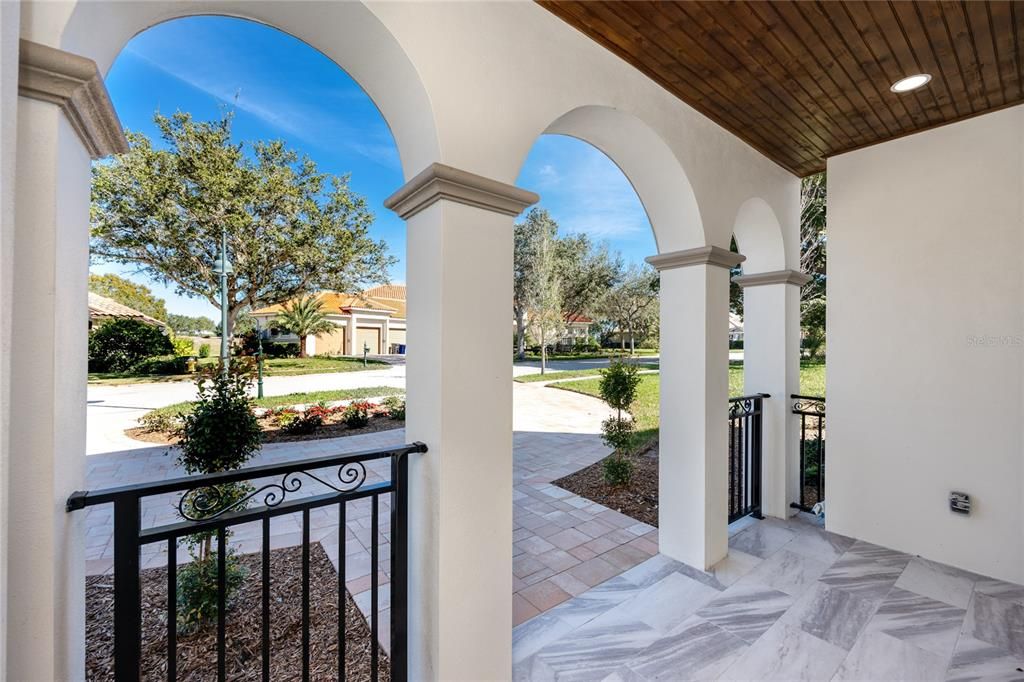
[538,1,1024,176]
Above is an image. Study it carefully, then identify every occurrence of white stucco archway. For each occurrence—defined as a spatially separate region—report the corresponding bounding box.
[9,6,442,679]
[26,0,440,180]
[732,197,787,275]
[515,104,706,254]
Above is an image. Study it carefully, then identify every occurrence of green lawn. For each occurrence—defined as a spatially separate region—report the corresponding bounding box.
[518,349,659,361]
[553,362,826,452]
[144,386,404,421]
[514,364,658,384]
[89,355,389,385]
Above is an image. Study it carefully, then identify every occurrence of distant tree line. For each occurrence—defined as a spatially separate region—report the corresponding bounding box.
[513,208,659,369]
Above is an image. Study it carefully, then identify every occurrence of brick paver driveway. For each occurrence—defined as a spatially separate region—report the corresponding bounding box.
[82,381,658,634]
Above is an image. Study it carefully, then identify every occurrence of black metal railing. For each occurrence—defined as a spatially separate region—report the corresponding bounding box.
[791,395,825,512]
[727,394,767,523]
[67,442,427,682]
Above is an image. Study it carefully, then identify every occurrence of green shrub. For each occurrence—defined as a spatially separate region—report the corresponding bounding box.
[381,396,406,420]
[176,541,246,633]
[88,319,174,372]
[599,361,642,416]
[341,401,372,428]
[598,360,641,472]
[602,455,634,486]
[130,354,189,375]
[178,364,262,474]
[197,343,211,358]
[600,415,635,455]
[172,336,195,357]
[176,362,261,631]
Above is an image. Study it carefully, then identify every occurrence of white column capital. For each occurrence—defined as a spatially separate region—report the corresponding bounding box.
[384,162,538,219]
[732,269,812,288]
[645,245,745,271]
[18,40,127,159]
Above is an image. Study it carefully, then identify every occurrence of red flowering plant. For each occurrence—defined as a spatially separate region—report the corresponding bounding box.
[341,401,373,428]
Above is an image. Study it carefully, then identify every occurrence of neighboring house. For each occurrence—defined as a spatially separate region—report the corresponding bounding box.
[87,291,167,330]
[513,312,594,350]
[560,314,593,347]
[251,287,407,356]
[729,312,743,343]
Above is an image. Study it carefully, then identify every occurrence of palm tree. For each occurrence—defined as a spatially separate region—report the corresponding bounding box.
[274,295,335,358]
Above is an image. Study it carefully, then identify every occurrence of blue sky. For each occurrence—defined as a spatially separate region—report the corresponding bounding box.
[96,16,654,318]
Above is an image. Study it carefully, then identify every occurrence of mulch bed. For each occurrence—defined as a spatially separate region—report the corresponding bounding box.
[554,443,660,527]
[127,414,403,446]
[86,544,390,681]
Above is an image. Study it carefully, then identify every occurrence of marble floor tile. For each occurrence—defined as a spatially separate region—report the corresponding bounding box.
[617,554,690,589]
[512,653,558,682]
[784,525,856,565]
[965,591,1024,659]
[845,539,914,569]
[547,574,643,629]
[818,552,904,599]
[783,582,879,650]
[626,616,747,681]
[708,549,762,588]
[600,666,647,682]
[896,556,979,609]
[695,582,794,643]
[718,621,848,681]
[728,520,796,559]
[975,577,1024,606]
[833,630,948,681]
[945,634,1024,682]
[513,611,576,664]
[740,548,830,597]
[534,619,662,682]
[865,586,966,658]
[590,571,720,635]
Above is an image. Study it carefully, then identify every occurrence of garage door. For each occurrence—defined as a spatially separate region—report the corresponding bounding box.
[314,326,346,356]
[356,326,381,355]
[389,329,406,353]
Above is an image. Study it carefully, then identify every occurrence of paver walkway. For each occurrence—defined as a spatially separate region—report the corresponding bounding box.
[513,514,1024,681]
[82,382,657,644]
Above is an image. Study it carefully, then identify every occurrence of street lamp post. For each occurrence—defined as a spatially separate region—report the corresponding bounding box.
[255,319,265,399]
[213,226,233,377]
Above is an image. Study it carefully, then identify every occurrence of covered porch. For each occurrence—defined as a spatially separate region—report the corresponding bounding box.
[2,1,1022,680]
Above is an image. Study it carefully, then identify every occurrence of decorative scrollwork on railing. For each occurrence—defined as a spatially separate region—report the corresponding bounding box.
[792,396,826,414]
[728,396,760,419]
[177,461,369,522]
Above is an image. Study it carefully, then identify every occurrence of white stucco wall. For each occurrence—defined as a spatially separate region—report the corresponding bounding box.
[826,104,1024,583]
[0,2,19,672]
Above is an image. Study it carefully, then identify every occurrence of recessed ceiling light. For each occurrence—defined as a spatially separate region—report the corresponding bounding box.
[890,74,932,93]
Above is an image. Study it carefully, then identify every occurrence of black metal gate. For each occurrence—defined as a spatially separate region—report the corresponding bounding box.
[791,395,825,512]
[727,394,767,522]
[67,442,426,682]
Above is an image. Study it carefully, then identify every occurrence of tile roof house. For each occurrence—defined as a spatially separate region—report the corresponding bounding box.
[87,291,167,330]
[251,288,407,355]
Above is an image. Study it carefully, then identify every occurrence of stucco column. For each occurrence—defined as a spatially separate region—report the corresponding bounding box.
[733,270,810,519]
[647,246,744,570]
[385,163,537,680]
[7,41,127,680]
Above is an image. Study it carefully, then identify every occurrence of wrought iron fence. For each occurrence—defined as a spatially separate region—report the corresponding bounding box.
[727,393,768,523]
[67,442,427,682]
[791,394,825,512]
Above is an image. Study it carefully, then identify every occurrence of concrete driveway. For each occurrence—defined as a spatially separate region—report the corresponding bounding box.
[86,364,407,455]
[513,356,661,377]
